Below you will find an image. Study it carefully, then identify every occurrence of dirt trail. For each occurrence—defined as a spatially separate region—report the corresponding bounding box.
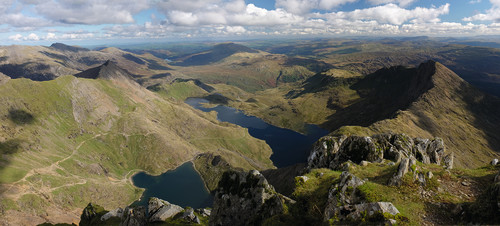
[3,133,107,200]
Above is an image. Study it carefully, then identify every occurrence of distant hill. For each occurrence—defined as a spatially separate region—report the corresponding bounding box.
[176,43,259,66]
[74,60,134,80]
[50,42,89,52]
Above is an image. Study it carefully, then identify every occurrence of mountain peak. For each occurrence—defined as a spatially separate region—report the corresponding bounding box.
[50,43,89,52]
[74,60,134,81]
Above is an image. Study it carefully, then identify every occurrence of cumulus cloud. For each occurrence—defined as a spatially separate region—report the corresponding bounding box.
[34,0,150,25]
[323,3,449,25]
[275,0,357,14]
[367,0,416,7]
[463,0,500,22]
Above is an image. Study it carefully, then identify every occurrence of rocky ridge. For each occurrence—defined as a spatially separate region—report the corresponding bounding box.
[307,133,454,171]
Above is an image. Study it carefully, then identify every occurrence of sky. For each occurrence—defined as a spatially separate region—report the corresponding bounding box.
[1,0,500,45]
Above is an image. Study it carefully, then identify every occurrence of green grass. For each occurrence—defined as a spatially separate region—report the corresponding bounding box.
[0,74,274,222]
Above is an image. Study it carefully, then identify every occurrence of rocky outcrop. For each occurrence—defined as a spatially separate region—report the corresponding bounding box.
[101,208,123,221]
[80,197,207,225]
[388,158,415,186]
[324,172,401,224]
[121,206,147,226]
[307,133,452,170]
[209,170,286,226]
[148,197,184,222]
[324,171,365,220]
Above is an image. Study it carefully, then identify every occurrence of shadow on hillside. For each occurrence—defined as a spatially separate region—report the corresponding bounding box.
[320,65,433,131]
[8,109,35,125]
[424,170,499,224]
[458,83,500,155]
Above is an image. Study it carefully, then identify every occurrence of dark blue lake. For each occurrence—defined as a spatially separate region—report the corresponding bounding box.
[185,97,329,168]
[132,162,213,208]
[131,97,328,208]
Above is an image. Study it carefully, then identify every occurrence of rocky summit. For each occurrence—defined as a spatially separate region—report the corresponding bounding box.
[307,133,454,171]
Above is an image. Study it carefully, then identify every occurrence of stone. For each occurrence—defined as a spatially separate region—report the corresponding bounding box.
[327,202,400,223]
[307,136,346,170]
[324,172,365,220]
[182,208,200,224]
[121,206,146,226]
[388,158,413,186]
[495,169,500,183]
[101,208,123,221]
[196,208,211,217]
[427,171,434,179]
[427,138,445,165]
[491,159,499,166]
[461,181,471,186]
[307,134,450,172]
[443,153,454,169]
[80,203,104,226]
[209,170,287,226]
[148,197,184,222]
[296,176,309,183]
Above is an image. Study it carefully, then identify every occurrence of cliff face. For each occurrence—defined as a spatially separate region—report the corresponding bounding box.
[209,170,287,226]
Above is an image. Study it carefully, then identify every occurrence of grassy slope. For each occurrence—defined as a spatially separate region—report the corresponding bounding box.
[0,75,273,225]
[267,163,499,225]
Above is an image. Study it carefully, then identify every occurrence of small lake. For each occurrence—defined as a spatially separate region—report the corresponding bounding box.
[131,97,329,209]
[132,162,213,208]
[185,97,329,168]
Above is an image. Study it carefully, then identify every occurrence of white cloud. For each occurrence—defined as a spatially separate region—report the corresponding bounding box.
[34,0,150,25]
[463,0,500,22]
[26,33,39,41]
[8,34,23,41]
[367,0,416,7]
[275,0,357,14]
[469,0,481,3]
[324,3,449,25]
[45,32,56,40]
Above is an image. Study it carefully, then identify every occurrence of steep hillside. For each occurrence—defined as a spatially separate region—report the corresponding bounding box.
[0,63,273,225]
[330,61,500,168]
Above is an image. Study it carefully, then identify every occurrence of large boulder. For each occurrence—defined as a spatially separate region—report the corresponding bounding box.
[323,172,401,224]
[148,197,184,222]
[307,133,452,171]
[209,170,286,226]
[80,203,107,226]
[324,171,365,220]
[101,208,124,221]
[388,158,415,186]
[121,206,146,226]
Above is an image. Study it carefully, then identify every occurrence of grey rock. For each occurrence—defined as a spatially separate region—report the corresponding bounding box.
[360,160,370,166]
[148,197,184,222]
[388,158,413,186]
[182,208,200,224]
[196,208,211,217]
[324,172,365,220]
[427,138,445,165]
[121,206,146,226]
[296,175,309,183]
[209,170,286,226]
[327,202,400,223]
[101,208,123,221]
[495,169,500,183]
[443,153,454,169]
[427,171,434,179]
[307,136,346,170]
[491,158,499,166]
[307,134,451,172]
